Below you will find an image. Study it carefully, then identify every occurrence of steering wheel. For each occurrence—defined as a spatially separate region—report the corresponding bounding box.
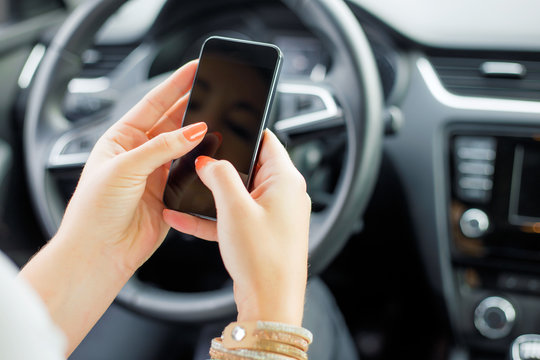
[24,0,383,321]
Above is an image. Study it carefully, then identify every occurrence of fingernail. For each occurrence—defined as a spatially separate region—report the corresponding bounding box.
[195,155,217,170]
[183,122,207,141]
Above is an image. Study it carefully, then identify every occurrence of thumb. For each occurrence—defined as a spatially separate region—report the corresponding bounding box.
[118,122,207,176]
[194,156,254,214]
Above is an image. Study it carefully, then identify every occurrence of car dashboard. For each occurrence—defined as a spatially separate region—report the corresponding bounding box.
[10,0,540,359]
[354,1,540,359]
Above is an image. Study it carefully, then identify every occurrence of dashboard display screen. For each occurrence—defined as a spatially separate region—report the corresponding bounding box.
[509,143,540,225]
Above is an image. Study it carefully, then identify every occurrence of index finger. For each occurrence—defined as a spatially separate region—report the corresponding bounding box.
[119,60,198,132]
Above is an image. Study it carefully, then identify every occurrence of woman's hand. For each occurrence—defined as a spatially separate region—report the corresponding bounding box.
[163,130,311,326]
[58,60,205,275]
[20,61,205,355]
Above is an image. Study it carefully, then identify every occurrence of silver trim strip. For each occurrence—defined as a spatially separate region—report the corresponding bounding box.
[68,76,111,94]
[48,130,91,169]
[49,152,89,169]
[48,122,109,169]
[417,57,540,114]
[18,44,46,89]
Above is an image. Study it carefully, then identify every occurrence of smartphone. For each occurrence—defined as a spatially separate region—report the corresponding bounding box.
[163,36,283,219]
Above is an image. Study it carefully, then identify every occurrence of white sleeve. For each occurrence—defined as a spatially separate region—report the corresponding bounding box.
[0,251,67,360]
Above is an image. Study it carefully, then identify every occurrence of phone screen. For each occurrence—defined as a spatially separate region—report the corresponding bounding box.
[163,36,282,219]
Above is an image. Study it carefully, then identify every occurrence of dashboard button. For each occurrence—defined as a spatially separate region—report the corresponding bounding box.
[458,176,493,191]
[453,136,497,204]
[511,334,540,360]
[458,162,494,176]
[457,147,496,161]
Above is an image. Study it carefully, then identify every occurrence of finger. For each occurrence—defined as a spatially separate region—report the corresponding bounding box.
[118,122,207,177]
[163,209,218,241]
[257,129,295,168]
[120,60,198,132]
[252,130,300,189]
[145,92,190,139]
[194,156,254,213]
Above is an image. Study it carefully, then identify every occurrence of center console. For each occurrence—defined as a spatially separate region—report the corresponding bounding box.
[448,126,540,352]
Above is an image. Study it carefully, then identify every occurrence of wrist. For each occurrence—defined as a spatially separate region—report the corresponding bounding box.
[237,302,304,327]
[52,227,136,282]
[19,230,134,355]
[236,277,306,327]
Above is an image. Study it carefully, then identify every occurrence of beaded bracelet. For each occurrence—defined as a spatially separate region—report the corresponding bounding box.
[210,338,298,360]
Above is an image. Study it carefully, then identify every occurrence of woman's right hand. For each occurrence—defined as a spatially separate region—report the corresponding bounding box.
[163,130,311,326]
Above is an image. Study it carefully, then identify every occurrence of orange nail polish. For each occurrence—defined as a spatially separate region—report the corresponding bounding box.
[195,155,216,170]
[183,122,207,141]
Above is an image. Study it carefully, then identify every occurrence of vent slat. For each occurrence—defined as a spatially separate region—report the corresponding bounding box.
[431,56,540,102]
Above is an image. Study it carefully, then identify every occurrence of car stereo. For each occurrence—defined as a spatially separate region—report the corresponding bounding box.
[449,129,540,261]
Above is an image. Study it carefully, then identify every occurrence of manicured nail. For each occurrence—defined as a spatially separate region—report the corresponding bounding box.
[183,122,207,141]
[195,155,217,170]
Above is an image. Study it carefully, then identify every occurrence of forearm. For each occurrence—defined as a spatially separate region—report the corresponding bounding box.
[18,232,132,356]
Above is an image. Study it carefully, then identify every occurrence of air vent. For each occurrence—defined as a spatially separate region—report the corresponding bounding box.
[78,45,136,78]
[430,56,540,102]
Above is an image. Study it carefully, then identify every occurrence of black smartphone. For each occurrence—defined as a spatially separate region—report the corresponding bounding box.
[163,36,283,219]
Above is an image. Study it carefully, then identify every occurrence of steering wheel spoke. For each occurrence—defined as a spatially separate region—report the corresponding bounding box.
[47,115,110,170]
[273,81,344,139]
[48,44,160,170]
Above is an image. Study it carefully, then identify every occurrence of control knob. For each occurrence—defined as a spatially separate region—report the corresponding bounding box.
[460,208,489,238]
[474,296,516,339]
